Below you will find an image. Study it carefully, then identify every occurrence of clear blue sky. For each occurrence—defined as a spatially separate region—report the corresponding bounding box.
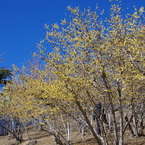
[0,0,145,69]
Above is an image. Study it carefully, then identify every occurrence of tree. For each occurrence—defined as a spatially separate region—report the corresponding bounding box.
[36,3,145,145]
[0,67,12,85]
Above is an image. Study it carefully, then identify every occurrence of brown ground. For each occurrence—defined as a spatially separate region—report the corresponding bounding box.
[0,125,145,145]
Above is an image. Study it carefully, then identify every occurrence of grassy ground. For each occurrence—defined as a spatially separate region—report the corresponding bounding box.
[0,125,145,145]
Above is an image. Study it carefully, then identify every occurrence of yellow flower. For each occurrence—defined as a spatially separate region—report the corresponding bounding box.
[52,23,59,29]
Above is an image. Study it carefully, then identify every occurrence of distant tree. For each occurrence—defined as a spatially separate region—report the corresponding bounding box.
[0,67,12,85]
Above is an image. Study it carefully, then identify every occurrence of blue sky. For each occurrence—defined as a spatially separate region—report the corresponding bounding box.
[0,0,145,70]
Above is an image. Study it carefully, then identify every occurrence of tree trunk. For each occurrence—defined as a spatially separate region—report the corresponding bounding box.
[124,115,135,136]
[133,115,139,137]
[67,122,71,145]
[101,70,119,145]
[75,100,103,145]
[23,121,31,140]
[108,112,113,131]
[119,111,124,145]
[138,114,144,136]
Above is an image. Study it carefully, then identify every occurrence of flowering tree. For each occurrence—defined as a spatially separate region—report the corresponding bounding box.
[1,2,145,145]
